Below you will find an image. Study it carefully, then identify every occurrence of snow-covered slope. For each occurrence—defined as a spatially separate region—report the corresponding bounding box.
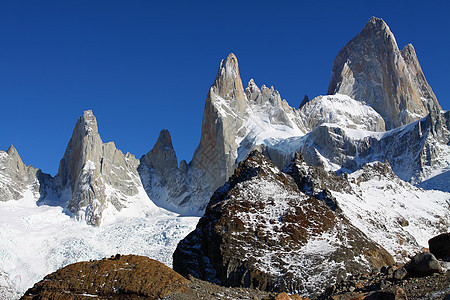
[333,162,450,262]
[266,109,450,189]
[0,188,199,299]
[297,94,386,132]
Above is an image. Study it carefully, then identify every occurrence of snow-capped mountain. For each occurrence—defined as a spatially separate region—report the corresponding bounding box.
[0,145,42,203]
[0,15,449,299]
[328,16,441,129]
[266,107,450,190]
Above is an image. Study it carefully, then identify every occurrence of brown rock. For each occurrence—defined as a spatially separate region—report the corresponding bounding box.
[21,255,189,299]
[174,151,394,298]
[275,292,292,300]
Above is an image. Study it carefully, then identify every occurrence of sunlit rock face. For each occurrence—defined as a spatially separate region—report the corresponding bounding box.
[328,16,441,130]
[56,110,143,226]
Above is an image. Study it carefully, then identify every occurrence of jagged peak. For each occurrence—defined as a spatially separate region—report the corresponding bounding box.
[211,53,246,102]
[6,144,19,157]
[76,110,99,135]
[356,16,397,48]
[363,16,391,34]
[401,43,417,59]
[142,128,178,172]
[214,53,240,85]
[153,129,174,150]
[6,144,25,166]
[246,78,259,91]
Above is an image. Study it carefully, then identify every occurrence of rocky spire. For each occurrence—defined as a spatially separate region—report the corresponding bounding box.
[0,145,41,202]
[56,110,143,226]
[328,16,441,129]
[190,53,249,193]
[6,145,26,174]
[211,53,247,111]
[141,129,178,174]
[139,129,210,215]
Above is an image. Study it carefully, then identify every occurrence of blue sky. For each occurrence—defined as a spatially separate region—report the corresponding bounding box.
[1,1,449,175]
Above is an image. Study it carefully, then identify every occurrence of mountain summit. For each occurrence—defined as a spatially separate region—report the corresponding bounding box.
[328,16,441,129]
[190,53,249,193]
[56,110,149,226]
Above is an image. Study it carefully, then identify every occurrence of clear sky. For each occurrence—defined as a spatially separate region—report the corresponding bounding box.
[1,0,449,175]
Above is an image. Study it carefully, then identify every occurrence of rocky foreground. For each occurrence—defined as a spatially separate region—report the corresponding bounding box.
[21,233,450,300]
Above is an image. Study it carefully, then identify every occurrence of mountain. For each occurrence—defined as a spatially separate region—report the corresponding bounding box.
[54,110,155,226]
[174,150,448,296]
[297,94,386,132]
[0,145,40,203]
[174,151,394,297]
[190,53,306,195]
[0,16,449,300]
[267,107,450,189]
[138,129,210,215]
[328,16,441,130]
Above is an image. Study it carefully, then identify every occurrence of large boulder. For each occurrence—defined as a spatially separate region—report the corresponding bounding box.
[428,233,450,261]
[405,252,442,276]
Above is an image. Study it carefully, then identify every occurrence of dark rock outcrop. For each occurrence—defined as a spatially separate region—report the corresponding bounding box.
[429,233,450,261]
[173,151,393,297]
[405,252,442,277]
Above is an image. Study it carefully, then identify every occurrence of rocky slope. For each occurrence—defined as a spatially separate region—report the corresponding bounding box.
[282,154,449,262]
[21,254,307,300]
[328,16,441,129]
[174,151,394,297]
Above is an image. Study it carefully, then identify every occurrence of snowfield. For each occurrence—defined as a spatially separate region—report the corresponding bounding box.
[0,189,199,299]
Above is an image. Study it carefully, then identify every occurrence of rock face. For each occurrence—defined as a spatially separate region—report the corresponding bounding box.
[174,151,393,297]
[21,255,190,299]
[190,53,248,194]
[328,17,441,129]
[0,145,43,202]
[139,129,210,215]
[190,54,305,195]
[55,110,146,226]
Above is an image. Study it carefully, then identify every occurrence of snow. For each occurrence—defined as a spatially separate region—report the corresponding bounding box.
[0,187,199,299]
[299,94,385,131]
[333,164,450,261]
